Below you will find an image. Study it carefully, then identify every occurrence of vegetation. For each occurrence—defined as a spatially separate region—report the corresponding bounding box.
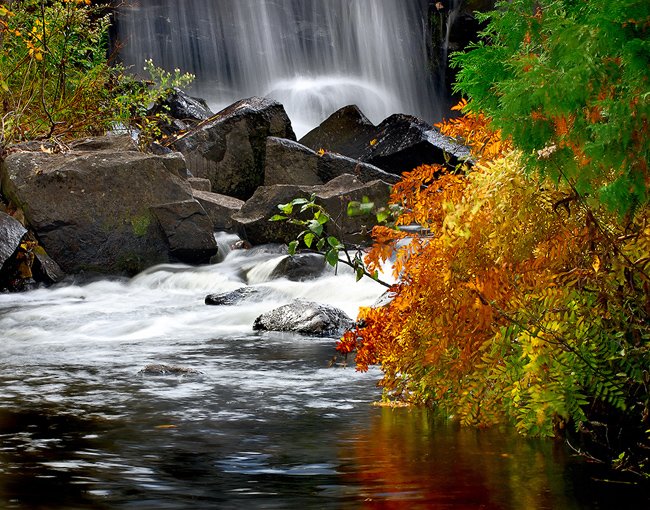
[0,0,193,149]
[333,0,649,478]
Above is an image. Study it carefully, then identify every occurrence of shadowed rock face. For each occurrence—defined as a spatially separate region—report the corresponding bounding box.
[300,106,471,174]
[205,286,286,306]
[172,97,296,200]
[253,299,354,337]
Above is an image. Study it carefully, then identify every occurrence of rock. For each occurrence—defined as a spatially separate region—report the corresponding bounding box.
[172,97,296,199]
[269,253,326,281]
[205,286,284,306]
[32,245,65,284]
[264,137,321,186]
[299,105,376,157]
[138,364,203,376]
[149,87,214,124]
[192,189,244,231]
[0,211,27,270]
[187,177,211,191]
[318,151,400,185]
[0,135,215,274]
[253,299,354,337]
[150,200,218,264]
[232,174,391,246]
[300,106,471,175]
[359,114,471,174]
[264,137,400,187]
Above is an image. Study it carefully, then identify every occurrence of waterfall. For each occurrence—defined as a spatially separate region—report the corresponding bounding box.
[114,0,440,136]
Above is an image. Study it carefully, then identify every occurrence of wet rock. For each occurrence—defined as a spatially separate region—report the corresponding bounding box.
[0,135,215,275]
[32,245,65,284]
[138,364,203,376]
[300,106,471,175]
[269,253,326,281]
[264,137,400,186]
[205,286,284,306]
[299,105,376,157]
[172,96,296,199]
[150,200,218,264]
[149,87,214,124]
[253,299,354,337]
[359,114,471,174]
[0,211,27,270]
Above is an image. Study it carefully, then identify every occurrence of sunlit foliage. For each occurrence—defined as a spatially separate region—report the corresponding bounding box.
[339,106,649,476]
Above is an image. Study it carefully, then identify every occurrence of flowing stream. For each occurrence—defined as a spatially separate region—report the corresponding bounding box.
[0,236,647,508]
[114,0,439,136]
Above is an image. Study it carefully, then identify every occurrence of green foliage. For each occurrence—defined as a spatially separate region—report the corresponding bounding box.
[270,194,388,285]
[0,1,194,149]
[0,0,113,144]
[452,0,650,216]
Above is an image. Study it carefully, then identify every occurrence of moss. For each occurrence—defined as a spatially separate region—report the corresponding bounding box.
[130,213,151,237]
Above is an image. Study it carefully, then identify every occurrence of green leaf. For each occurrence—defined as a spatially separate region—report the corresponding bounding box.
[269,214,288,222]
[278,202,293,215]
[325,248,339,267]
[291,198,309,206]
[288,240,298,255]
[355,266,365,282]
[316,238,326,251]
[376,209,391,223]
[303,232,315,248]
[316,211,329,224]
[308,220,324,237]
[327,236,341,249]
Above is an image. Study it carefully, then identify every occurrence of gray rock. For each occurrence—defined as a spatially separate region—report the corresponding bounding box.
[0,135,214,274]
[172,97,296,199]
[32,245,65,284]
[187,177,212,191]
[205,286,284,306]
[269,253,326,281]
[192,189,244,231]
[150,200,218,264]
[264,137,399,187]
[0,211,27,270]
[253,299,354,337]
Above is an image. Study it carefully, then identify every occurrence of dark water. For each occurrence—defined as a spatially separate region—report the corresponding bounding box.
[0,245,647,508]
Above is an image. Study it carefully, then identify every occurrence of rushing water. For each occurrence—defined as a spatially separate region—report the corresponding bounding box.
[0,237,647,508]
[114,0,439,136]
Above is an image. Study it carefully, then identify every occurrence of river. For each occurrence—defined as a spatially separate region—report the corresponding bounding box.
[0,237,646,508]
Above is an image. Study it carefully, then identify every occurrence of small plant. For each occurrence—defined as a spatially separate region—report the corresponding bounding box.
[270,194,391,287]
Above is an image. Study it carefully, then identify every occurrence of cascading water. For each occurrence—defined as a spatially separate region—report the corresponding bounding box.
[114,0,439,136]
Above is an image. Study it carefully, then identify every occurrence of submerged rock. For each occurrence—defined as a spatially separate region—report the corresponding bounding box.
[138,364,203,376]
[253,299,354,337]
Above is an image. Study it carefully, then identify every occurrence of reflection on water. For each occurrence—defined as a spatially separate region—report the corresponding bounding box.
[0,245,647,508]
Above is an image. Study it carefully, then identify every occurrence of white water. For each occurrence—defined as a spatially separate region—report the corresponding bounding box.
[115,0,439,136]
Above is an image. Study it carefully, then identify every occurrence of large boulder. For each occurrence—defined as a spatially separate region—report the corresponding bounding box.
[264,137,399,187]
[149,87,214,124]
[253,299,354,337]
[232,174,391,246]
[300,106,471,174]
[0,135,217,274]
[172,97,296,199]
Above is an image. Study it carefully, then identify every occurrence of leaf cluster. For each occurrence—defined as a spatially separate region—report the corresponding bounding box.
[452,0,650,217]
